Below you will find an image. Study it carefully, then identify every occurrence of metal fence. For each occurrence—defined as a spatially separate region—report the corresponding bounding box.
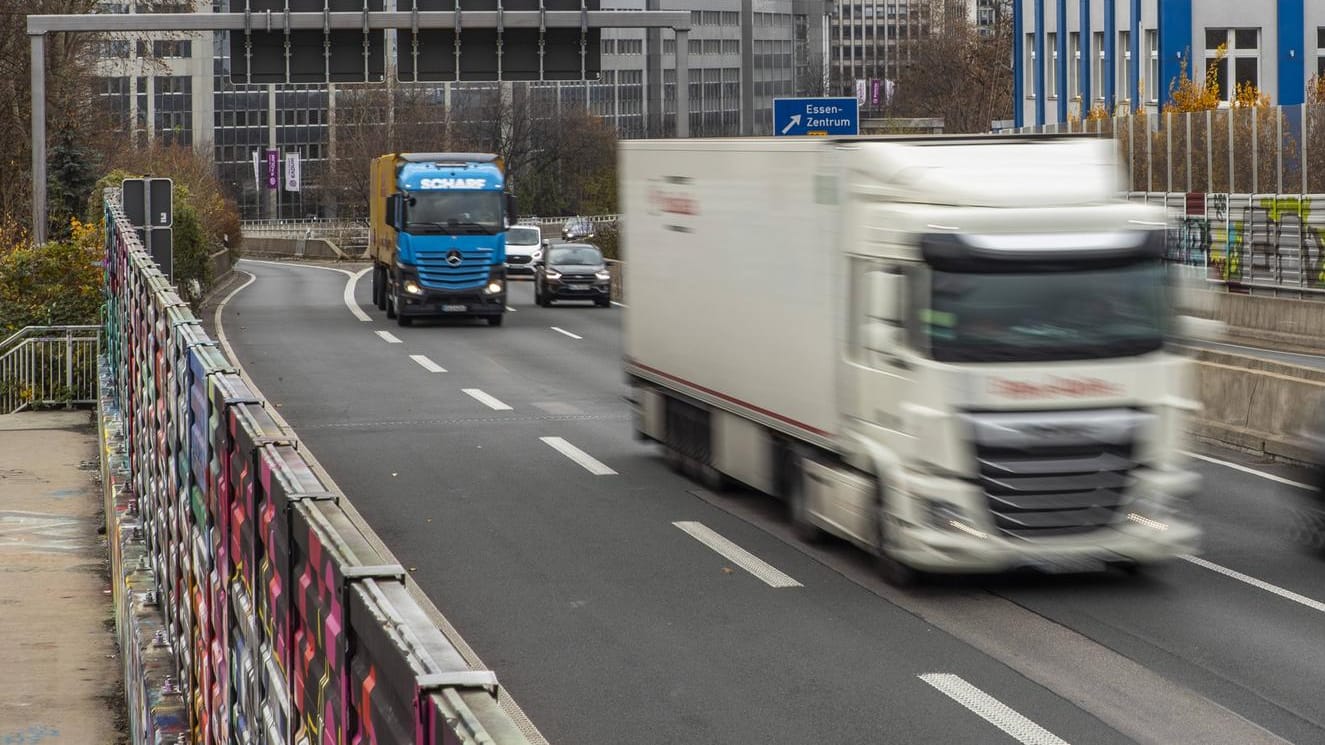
[1013,103,1325,195]
[1130,190,1325,296]
[0,325,100,413]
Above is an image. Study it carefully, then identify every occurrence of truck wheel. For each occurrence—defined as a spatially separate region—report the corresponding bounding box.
[787,462,824,543]
[385,288,397,319]
[874,484,919,588]
[487,315,504,327]
[396,313,413,327]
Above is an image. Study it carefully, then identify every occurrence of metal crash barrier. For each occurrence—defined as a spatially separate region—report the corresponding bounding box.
[100,189,529,744]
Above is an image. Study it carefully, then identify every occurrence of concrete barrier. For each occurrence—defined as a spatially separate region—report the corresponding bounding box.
[1181,287,1325,352]
[1190,348,1325,463]
[241,236,350,260]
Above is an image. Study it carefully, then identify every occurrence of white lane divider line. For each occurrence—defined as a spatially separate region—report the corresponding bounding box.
[610,301,628,309]
[1181,555,1325,614]
[1183,451,1312,490]
[375,330,403,344]
[345,267,373,322]
[672,521,802,588]
[539,436,617,476]
[463,388,512,411]
[550,326,582,340]
[505,305,518,312]
[410,355,447,373]
[918,674,1070,745]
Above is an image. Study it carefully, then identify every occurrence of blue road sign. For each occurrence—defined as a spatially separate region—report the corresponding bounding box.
[773,97,859,136]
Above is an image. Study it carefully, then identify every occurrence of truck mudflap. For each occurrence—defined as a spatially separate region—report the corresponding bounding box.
[887,467,1202,574]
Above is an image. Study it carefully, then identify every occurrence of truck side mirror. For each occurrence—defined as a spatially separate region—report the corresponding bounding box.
[384,194,401,230]
[868,271,904,323]
[505,193,519,228]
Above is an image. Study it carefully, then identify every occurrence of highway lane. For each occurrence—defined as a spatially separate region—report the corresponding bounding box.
[216,259,1324,744]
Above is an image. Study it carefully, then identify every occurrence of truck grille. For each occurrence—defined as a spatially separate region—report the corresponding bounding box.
[415,247,494,290]
[964,409,1148,540]
[976,443,1134,539]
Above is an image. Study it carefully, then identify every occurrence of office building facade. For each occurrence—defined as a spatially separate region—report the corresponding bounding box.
[1014,0,1325,128]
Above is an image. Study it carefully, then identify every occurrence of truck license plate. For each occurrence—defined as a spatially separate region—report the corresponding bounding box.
[442,304,466,312]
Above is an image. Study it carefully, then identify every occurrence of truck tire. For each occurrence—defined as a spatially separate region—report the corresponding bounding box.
[396,313,413,327]
[787,460,825,544]
[487,315,504,327]
[372,265,384,310]
[385,291,397,319]
[874,485,919,588]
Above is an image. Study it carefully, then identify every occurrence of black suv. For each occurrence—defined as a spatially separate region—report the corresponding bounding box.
[534,243,612,307]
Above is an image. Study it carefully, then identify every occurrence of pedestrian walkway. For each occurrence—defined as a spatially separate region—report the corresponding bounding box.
[0,411,123,743]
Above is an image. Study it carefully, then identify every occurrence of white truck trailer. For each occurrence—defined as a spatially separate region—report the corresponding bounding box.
[620,135,1201,584]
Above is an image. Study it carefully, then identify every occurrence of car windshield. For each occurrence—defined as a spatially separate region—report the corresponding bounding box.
[404,190,503,235]
[506,226,542,246]
[924,261,1168,363]
[549,246,603,266]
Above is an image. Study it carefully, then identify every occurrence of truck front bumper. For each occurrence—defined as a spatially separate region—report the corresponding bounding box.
[890,467,1202,575]
[399,290,506,317]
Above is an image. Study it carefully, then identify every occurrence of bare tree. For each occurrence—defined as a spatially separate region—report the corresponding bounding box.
[889,0,1013,133]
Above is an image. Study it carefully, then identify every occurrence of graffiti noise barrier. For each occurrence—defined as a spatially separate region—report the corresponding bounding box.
[99,190,524,744]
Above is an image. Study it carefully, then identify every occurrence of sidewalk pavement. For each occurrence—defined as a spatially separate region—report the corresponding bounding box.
[0,411,124,744]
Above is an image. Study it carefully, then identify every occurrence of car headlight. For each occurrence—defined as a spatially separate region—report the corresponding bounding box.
[545,269,561,279]
[404,281,423,295]
[595,270,611,280]
[484,280,504,295]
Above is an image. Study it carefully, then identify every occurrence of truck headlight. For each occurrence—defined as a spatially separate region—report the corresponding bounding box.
[925,500,991,539]
[484,280,504,295]
[404,281,423,295]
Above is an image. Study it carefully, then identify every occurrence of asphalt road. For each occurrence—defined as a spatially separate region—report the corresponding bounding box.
[217,259,1325,745]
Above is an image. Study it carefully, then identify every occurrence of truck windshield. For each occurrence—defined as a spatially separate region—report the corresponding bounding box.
[924,262,1168,363]
[404,191,503,235]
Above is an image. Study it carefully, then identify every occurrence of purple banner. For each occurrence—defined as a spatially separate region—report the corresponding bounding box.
[265,149,280,190]
[871,79,882,107]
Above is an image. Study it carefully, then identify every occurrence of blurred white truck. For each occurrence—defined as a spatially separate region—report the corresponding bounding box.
[620,135,1201,585]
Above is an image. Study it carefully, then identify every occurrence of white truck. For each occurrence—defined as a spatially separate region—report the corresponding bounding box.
[620,135,1201,585]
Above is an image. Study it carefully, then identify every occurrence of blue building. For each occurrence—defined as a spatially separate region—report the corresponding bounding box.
[1014,0,1325,128]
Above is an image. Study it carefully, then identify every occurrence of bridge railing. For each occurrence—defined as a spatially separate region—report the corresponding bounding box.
[0,325,100,413]
[102,190,532,745]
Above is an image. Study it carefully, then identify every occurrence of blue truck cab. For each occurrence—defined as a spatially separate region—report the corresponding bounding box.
[369,152,517,327]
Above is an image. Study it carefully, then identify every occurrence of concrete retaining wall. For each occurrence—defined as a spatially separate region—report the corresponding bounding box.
[1182,287,1325,352]
[241,236,349,260]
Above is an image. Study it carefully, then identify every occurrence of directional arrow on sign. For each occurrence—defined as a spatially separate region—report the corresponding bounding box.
[781,114,802,135]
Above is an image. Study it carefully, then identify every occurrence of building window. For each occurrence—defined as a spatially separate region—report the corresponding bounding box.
[1205,28,1260,101]
[1093,31,1105,100]
[1118,30,1131,106]
[1068,32,1080,103]
[1316,27,1325,77]
[1047,33,1057,99]
[1025,33,1036,95]
[1145,29,1158,103]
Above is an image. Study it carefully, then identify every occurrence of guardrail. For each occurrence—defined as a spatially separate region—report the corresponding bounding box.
[0,325,100,413]
[103,190,532,744]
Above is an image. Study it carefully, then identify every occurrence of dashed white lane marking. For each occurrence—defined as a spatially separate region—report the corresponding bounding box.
[671,521,802,588]
[611,301,628,308]
[375,330,403,344]
[506,305,518,312]
[918,674,1070,745]
[539,436,617,476]
[409,355,446,373]
[463,388,512,411]
[550,326,582,340]
[1181,555,1325,614]
[345,267,373,322]
[1184,451,1312,490]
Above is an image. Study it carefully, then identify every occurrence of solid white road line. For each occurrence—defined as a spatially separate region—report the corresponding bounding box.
[550,326,582,340]
[505,305,518,312]
[1181,555,1325,614]
[1183,451,1312,490]
[345,267,373,322]
[918,674,1070,745]
[671,521,802,588]
[463,388,512,411]
[409,355,446,373]
[375,330,403,344]
[1201,339,1325,360]
[610,301,628,309]
[539,436,617,476]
